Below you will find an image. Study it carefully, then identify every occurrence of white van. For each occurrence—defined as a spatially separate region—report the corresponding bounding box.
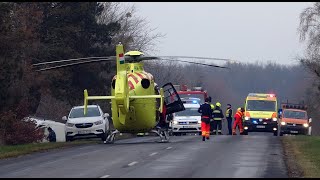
[169,103,201,135]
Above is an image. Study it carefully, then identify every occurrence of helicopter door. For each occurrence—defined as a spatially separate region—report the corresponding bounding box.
[162,83,185,115]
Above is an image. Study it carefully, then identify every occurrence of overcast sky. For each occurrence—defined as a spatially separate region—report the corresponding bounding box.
[130,2,313,65]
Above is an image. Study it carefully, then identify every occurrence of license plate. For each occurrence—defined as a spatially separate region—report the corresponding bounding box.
[183,126,192,128]
[256,125,265,128]
[290,130,298,134]
[78,130,90,134]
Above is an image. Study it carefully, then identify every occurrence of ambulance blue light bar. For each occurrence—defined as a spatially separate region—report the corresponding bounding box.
[248,93,276,98]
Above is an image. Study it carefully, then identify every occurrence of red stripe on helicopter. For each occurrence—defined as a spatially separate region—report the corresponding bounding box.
[128,81,135,90]
[141,72,152,80]
[135,72,145,79]
[128,74,139,84]
[142,72,152,80]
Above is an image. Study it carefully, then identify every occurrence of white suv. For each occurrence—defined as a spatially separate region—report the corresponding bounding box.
[63,105,110,141]
[170,103,201,136]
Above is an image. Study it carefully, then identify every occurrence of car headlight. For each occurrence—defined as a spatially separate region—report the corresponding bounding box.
[94,120,103,125]
[198,120,201,124]
[173,120,178,125]
[272,118,277,121]
[281,122,286,126]
[303,123,309,128]
[66,123,74,127]
[244,116,250,120]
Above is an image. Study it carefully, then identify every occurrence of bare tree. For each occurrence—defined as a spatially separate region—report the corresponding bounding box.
[299,2,320,54]
[299,2,320,79]
[35,90,71,121]
[98,2,165,53]
[144,61,186,87]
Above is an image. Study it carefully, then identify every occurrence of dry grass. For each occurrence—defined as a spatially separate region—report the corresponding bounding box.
[282,136,320,178]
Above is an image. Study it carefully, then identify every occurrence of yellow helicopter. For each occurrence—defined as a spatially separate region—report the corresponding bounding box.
[33,42,231,143]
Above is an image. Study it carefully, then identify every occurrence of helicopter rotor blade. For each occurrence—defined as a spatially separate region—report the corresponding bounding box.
[34,58,114,72]
[144,58,230,69]
[33,56,115,66]
[122,56,160,62]
[157,56,234,62]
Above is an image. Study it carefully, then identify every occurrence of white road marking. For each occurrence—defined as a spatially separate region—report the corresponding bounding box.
[149,152,158,156]
[128,161,138,166]
[166,147,172,150]
[100,175,110,178]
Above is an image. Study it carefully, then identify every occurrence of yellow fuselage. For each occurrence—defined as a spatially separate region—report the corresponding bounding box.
[111,63,159,133]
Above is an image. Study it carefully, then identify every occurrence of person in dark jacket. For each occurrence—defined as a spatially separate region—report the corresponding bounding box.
[225,104,233,135]
[198,97,212,141]
[212,102,224,135]
[47,127,56,142]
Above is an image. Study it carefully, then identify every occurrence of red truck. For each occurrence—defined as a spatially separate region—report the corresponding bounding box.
[174,85,208,104]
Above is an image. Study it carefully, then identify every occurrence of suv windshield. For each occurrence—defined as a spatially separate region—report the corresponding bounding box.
[246,100,276,111]
[283,110,306,119]
[175,108,199,116]
[69,107,101,118]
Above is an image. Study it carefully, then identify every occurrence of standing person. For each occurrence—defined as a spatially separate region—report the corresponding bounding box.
[198,97,212,141]
[47,127,56,142]
[212,102,224,135]
[208,96,215,110]
[232,107,244,135]
[208,96,215,134]
[225,104,233,135]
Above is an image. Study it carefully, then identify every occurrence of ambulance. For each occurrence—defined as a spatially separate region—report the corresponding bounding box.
[243,93,278,135]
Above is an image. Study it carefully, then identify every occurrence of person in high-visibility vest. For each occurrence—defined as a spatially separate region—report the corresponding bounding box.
[212,102,224,135]
[198,97,212,141]
[208,96,215,134]
[225,104,233,135]
[232,107,244,135]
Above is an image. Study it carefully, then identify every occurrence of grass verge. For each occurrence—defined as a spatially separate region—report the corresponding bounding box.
[0,140,97,160]
[0,133,136,160]
[281,136,320,178]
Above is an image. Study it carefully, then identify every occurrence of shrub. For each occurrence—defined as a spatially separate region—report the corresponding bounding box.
[0,100,45,145]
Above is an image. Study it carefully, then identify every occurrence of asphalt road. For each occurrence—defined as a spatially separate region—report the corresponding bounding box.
[0,132,287,178]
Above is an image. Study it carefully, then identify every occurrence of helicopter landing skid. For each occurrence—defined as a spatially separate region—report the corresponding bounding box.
[104,129,119,144]
[151,128,170,143]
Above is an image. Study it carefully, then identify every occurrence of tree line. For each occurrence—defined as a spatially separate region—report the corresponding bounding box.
[1,2,320,145]
[0,2,162,144]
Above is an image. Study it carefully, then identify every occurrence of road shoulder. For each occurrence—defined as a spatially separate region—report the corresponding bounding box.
[281,136,304,178]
